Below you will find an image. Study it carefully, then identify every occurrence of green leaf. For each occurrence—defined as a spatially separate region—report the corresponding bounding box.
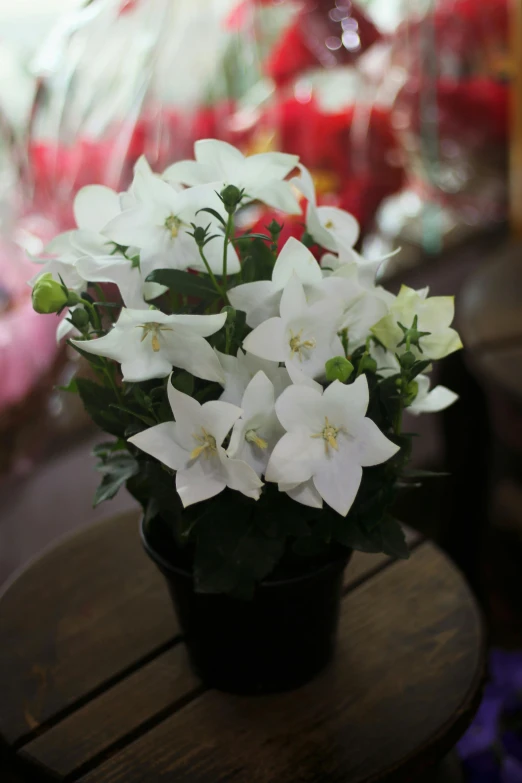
[146,269,218,300]
[171,372,194,396]
[196,207,226,227]
[57,377,78,393]
[238,233,271,241]
[333,515,409,559]
[68,342,107,371]
[194,510,284,599]
[110,404,156,427]
[238,238,274,282]
[93,452,139,507]
[76,378,129,437]
[378,516,410,559]
[400,469,450,479]
[92,439,126,457]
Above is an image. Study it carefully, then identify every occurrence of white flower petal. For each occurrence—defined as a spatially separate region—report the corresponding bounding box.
[317,206,360,253]
[349,417,399,467]
[243,317,286,362]
[313,453,363,517]
[221,451,263,500]
[283,479,323,509]
[241,152,299,187]
[176,458,227,507]
[170,312,226,337]
[195,138,244,177]
[128,422,188,471]
[290,164,317,205]
[74,185,121,233]
[410,384,459,414]
[76,255,147,310]
[249,180,301,215]
[163,159,214,186]
[272,237,323,290]
[228,280,277,327]
[167,385,204,447]
[265,431,321,485]
[322,376,370,430]
[279,275,308,323]
[201,400,243,446]
[275,384,324,433]
[162,330,225,383]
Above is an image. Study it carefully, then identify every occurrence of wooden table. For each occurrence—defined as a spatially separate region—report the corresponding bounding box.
[0,512,484,783]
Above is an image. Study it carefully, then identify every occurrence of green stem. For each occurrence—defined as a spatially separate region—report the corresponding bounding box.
[198,246,230,305]
[80,298,102,332]
[222,212,235,296]
[93,283,116,323]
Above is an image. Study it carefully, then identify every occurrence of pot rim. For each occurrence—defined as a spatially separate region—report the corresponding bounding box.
[140,516,350,590]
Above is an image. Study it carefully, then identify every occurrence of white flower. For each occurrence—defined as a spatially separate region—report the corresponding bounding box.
[75,253,154,311]
[228,237,324,328]
[243,275,344,380]
[128,384,262,507]
[227,371,283,476]
[292,165,360,253]
[102,159,240,280]
[266,376,399,516]
[371,285,462,360]
[71,308,226,383]
[163,139,301,215]
[409,375,458,415]
[216,348,290,405]
[371,346,458,415]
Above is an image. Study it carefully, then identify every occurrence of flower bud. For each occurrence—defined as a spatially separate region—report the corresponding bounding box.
[221,305,236,325]
[399,351,416,370]
[70,307,90,329]
[32,273,68,314]
[267,219,283,237]
[220,185,243,214]
[325,356,354,384]
[192,225,208,246]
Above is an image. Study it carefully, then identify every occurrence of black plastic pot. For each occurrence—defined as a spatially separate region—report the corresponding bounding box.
[140,517,351,694]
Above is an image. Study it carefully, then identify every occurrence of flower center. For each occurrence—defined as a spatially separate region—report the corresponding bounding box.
[289,328,317,362]
[137,322,173,352]
[190,428,217,460]
[165,214,183,239]
[324,219,334,229]
[311,416,340,454]
[245,429,268,450]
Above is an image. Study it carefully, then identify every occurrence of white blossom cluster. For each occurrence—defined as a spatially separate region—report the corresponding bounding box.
[31,139,461,517]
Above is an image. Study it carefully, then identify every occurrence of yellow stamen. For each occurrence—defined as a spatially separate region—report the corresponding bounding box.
[137,323,173,352]
[165,214,182,238]
[289,329,317,362]
[190,428,217,460]
[324,219,334,229]
[245,430,268,450]
[311,417,340,454]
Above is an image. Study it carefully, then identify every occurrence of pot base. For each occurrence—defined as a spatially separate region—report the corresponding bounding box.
[141,517,350,695]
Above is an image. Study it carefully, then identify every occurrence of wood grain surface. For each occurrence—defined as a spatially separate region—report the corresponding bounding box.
[0,512,483,783]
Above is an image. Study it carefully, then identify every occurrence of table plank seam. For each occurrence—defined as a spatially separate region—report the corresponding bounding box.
[342,535,425,598]
[13,637,181,752]
[57,684,208,783]
[10,530,425,772]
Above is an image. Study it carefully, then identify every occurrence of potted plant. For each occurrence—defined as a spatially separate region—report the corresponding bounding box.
[30,139,461,694]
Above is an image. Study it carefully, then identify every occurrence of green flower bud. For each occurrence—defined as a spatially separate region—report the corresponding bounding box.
[267,219,283,237]
[359,354,377,374]
[325,356,354,384]
[221,305,236,325]
[32,273,68,314]
[70,307,90,329]
[399,351,416,370]
[192,225,208,246]
[66,290,82,307]
[220,184,243,214]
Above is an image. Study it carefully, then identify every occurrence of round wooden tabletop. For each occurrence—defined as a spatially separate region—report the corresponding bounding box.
[0,512,484,783]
